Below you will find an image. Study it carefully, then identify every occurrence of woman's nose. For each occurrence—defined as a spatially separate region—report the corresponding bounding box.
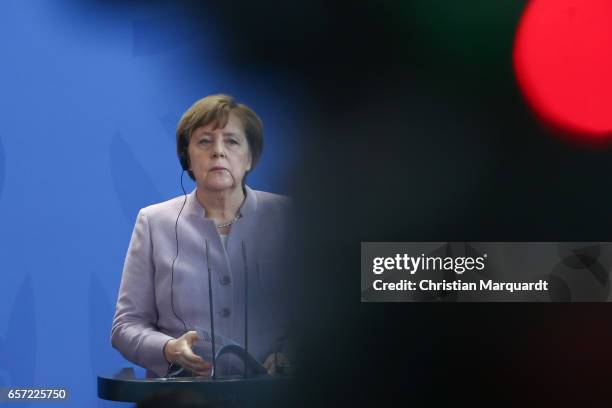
[211,139,226,157]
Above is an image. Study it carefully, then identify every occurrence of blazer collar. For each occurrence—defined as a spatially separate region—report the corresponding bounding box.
[185,185,258,219]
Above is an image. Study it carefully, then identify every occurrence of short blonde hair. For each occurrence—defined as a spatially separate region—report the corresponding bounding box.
[176,94,264,181]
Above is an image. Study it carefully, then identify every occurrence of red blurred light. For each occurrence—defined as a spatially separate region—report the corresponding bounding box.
[514,0,612,140]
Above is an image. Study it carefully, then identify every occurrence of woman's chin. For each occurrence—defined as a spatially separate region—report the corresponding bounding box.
[201,181,236,192]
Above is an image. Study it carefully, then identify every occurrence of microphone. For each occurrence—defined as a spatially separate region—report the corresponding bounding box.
[241,240,249,378]
[205,239,217,379]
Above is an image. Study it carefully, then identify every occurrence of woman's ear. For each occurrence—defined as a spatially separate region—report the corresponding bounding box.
[185,145,192,171]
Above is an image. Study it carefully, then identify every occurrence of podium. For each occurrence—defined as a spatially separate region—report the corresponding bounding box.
[97,368,293,405]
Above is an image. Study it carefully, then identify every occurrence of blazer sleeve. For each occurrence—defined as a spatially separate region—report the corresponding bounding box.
[111,209,173,377]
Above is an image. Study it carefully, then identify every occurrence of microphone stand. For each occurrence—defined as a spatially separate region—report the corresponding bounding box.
[242,241,249,379]
[205,240,217,380]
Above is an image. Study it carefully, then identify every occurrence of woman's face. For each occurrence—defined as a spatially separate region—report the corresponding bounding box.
[188,113,252,192]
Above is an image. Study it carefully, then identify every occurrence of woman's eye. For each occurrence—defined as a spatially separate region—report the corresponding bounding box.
[198,138,211,145]
[227,139,239,145]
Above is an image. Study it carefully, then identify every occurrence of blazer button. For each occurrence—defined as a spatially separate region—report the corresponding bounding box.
[220,275,231,286]
[220,308,231,318]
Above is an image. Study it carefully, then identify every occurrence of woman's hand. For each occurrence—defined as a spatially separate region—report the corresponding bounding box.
[163,331,212,377]
[263,352,291,375]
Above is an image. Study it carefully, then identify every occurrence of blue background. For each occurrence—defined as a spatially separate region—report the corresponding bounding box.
[0,1,302,406]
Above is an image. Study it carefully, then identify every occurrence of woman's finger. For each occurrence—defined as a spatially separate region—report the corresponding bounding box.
[178,358,208,374]
[182,350,212,370]
[193,368,212,378]
[180,351,206,366]
[184,331,199,345]
[263,353,276,369]
[182,359,211,376]
[178,337,211,366]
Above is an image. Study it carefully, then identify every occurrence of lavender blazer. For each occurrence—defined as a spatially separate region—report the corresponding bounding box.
[111,186,292,377]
